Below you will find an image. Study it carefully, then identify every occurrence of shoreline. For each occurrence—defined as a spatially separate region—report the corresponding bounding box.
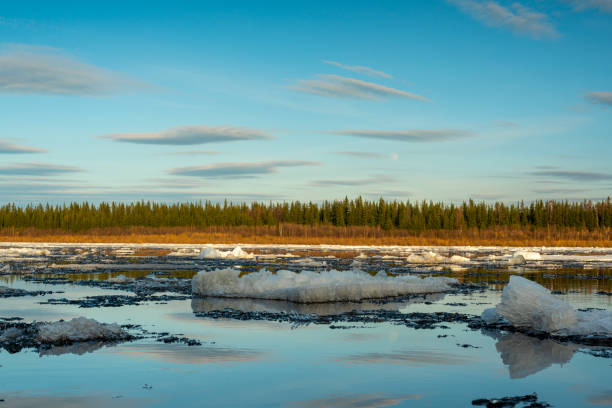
[1,236,611,248]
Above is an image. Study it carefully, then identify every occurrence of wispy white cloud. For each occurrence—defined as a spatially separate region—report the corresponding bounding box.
[0,139,48,154]
[584,92,612,106]
[335,151,398,160]
[100,125,273,145]
[0,44,146,95]
[322,60,392,79]
[532,188,591,194]
[330,129,474,142]
[0,162,83,176]
[293,74,430,101]
[562,0,612,12]
[448,0,559,39]
[169,150,220,156]
[168,160,319,178]
[312,175,396,187]
[528,170,612,182]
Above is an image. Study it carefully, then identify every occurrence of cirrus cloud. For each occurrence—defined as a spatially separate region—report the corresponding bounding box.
[322,60,392,79]
[330,129,474,142]
[528,170,612,182]
[168,160,320,178]
[584,92,612,106]
[0,44,146,95]
[100,125,274,145]
[293,74,430,101]
[563,0,612,12]
[448,0,559,39]
[0,162,84,176]
[0,139,48,154]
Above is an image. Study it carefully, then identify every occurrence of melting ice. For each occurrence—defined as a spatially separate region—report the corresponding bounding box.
[192,268,457,303]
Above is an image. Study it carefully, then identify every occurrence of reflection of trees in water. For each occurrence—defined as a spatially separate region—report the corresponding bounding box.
[191,293,446,316]
[485,331,577,379]
[451,268,612,294]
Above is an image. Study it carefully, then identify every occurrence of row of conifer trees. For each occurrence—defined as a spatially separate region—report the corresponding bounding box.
[0,198,611,232]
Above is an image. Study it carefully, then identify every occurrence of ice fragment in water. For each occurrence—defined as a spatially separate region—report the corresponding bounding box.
[192,268,457,303]
[36,317,127,343]
[198,246,254,259]
[485,275,612,336]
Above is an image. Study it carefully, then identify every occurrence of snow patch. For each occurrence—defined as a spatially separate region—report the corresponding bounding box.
[192,268,458,303]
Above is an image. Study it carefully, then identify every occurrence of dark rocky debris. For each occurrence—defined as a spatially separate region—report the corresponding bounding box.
[472,393,551,407]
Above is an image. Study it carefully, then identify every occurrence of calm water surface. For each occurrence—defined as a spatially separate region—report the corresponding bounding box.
[1,245,611,407]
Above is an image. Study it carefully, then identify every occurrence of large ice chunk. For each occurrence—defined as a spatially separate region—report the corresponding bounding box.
[37,317,128,343]
[486,275,612,336]
[495,275,578,332]
[192,268,457,303]
[198,246,254,259]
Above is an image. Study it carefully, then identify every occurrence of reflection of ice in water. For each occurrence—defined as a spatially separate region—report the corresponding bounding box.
[191,293,445,316]
[39,341,107,357]
[493,332,577,379]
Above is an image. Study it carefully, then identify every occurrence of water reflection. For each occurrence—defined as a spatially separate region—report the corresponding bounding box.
[191,293,445,316]
[287,393,423,408]
[109,343,265,365]
[0,394,146,408]
[39,341,107,357]
[333,350,473,366]
[446,268,612,294]
[588,390,612,406]
[485,332,577,379]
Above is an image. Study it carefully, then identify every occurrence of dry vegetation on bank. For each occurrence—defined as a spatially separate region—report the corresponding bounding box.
[1,225,611,247]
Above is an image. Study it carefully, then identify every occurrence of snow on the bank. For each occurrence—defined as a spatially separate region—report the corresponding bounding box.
[192,268,458,303]
[482,276,612,336]
[198,246,254,260]
[36,317,127,343]
[406,251,470,265]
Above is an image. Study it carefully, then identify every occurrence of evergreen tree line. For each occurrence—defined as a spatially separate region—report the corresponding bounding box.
[0,198,611,232]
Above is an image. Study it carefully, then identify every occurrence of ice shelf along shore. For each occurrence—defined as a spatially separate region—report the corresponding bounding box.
[191,268,458,303]
[482,276,612,336]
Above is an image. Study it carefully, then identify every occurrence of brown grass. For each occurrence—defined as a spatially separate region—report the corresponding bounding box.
[1,224,611,247]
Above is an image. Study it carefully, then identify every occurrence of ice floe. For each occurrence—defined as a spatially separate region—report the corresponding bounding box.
[192,268,458,303]
[482,276,612,336]
[406,252,469,265]
[36,317,128,343]
[107,274,133,283]
[0,247,51,258]
[198,246,254,259]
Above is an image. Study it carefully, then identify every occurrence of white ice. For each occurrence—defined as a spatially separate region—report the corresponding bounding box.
[107,274,133,283]
[36,317,127,343]
[406,251,469,265]
[483,275,612,336]
[0,247,51,257]
[198,246,254,259]
[192,268,458,303]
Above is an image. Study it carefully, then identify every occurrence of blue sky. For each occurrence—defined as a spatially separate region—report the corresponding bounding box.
[0,0,610,204]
